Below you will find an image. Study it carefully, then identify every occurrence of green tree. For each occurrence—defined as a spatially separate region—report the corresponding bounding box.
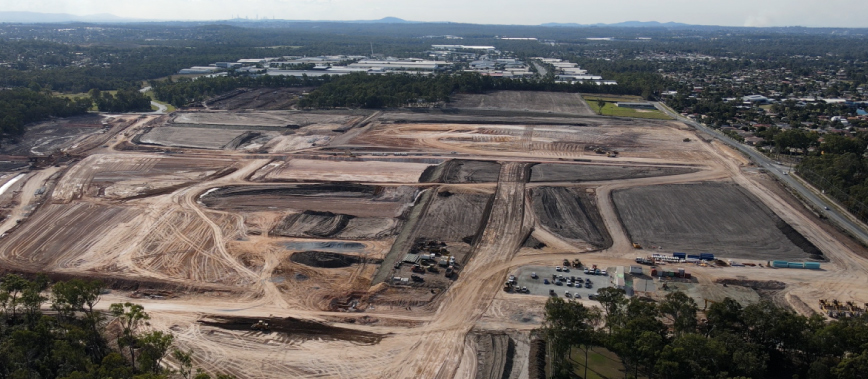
[109,302,151,370]
[659,291,698,336]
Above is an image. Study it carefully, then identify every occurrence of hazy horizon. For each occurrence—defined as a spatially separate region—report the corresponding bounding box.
[1,0,867,28]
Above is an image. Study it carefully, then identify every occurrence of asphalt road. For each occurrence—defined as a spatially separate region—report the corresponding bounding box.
[655,102,868,245]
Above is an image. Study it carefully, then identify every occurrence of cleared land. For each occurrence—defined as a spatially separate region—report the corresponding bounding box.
[450,91,594,115]
[530,187,611,249]
[200,184,417,218]
[530,163,698,182]
[613,182,822,261]
[206,87,310,110]
[420,159,501,183]
[254,159,434,183]
[1,91,861,379]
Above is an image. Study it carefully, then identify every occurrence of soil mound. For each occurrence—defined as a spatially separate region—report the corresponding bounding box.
[272,210,400,239]
[530,187,611,248]
[421,160,501,183]
[199,316,384,345]
[290,251,380,268]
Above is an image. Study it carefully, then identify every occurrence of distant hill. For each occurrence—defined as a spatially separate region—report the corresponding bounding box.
[542,21,696,28]
[0,11,147,23]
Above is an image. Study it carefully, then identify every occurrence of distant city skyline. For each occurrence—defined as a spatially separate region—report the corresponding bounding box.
[1,0,867,28]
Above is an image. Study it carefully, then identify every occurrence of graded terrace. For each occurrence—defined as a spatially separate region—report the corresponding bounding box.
[0,91,861,379]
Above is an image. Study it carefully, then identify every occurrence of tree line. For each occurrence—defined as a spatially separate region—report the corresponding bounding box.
[0,88,91,139]
[0,274,233,379]
[294,72,663,109]
[540,288,868,379]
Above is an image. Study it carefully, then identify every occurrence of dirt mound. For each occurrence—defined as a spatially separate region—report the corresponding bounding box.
[420,160,501,183]
[283,241,365,251]
[290,251,380,268]
[528,339,546,379]
[473,333,516,379]
[530,163,699,182]
[206,87,311,110]
[198,315,385,345]
[271,210,400,239]
[715,278,787,290]
[530,187,611,248]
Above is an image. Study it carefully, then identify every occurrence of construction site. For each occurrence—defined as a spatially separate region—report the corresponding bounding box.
[0,90,866,378]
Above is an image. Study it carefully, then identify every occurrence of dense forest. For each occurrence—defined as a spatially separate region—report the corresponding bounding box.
[0,88,91,138]
[541,289,868,379]
[90,88,153,113]
[0,274,233,379]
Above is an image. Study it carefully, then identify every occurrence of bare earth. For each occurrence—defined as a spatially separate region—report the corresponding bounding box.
[1,92,867,379]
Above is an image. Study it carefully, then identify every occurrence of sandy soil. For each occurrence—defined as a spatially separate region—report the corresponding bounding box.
[3,93,868,379]
[254,159,434,183]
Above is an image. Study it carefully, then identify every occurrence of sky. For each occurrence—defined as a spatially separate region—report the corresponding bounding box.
[3,0,867,28]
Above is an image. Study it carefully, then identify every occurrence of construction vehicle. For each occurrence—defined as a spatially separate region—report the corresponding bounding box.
[445,267,454,278]
[411,265,425,274]
[563,259,571,267]
[607,151,618,158]
[819,299,831,311]
[632,243,642,249]
[571,259,583,268]
[251,320,270,331]
[411,275,424,282]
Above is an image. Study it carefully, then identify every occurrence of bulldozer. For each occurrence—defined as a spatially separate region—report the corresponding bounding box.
[632,243,642,249]
[251,320,270,332]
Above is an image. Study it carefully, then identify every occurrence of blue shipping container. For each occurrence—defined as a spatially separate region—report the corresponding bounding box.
[687,255,700,259]
[804,262,821,270]
[788,262,804,269]
[700,254,715,260]
[772,260,788,268]
[673,252,687,259]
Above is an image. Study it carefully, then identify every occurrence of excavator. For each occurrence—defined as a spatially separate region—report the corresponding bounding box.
[251,320,270,332]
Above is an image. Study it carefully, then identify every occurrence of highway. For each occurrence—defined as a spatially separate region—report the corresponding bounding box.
[655,102,868,245]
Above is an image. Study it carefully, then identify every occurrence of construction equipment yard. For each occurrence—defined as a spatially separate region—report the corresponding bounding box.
[1,91,867,378]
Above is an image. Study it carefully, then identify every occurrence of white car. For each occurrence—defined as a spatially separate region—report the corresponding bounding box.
[555,266,562,272]
[530,272,538,279]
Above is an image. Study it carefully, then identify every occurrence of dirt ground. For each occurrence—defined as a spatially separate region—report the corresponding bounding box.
[449,91,594,116]
[530,162,698,182]
[613,182,822,261]
[205,87,313,110]
[2,92,868,379]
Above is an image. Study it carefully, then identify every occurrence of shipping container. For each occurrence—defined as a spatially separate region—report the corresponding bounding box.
[700,253,715,260]
[687,254,700,259]
[684,273,692,279]
[673,252,687,259]
[772,260,788,268]
[788,262,804,269]
[651,269,658,276]
[804,262,821,270]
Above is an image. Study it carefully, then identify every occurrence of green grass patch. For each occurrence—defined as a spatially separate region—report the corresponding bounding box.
[588,99,671,120]
[569,346,641,379]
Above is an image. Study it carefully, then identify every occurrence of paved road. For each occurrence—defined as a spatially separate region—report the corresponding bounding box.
[531,61,548,77]
[655,102,868,245]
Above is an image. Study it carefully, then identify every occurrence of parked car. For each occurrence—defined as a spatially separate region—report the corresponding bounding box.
[564,291,571,298]
[543,279,550,284]
[530,272,538,279]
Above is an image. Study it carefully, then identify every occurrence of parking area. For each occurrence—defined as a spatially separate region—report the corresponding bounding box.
[508,265,613,299]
